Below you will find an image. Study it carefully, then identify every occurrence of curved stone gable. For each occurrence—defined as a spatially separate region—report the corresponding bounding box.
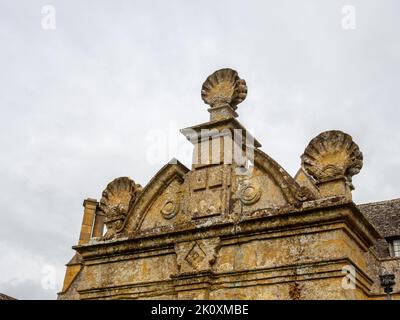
[59,68,400,300]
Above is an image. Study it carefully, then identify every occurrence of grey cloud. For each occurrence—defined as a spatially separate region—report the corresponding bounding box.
[0,0,399,299]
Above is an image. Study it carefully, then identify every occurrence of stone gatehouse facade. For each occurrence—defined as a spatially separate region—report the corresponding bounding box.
[58,68,400,300]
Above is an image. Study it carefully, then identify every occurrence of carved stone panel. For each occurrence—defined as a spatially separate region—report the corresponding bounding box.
[207,165,224,187]
[175,238,220,274]
[190,169,207,190]
[188,165,230,219]
[190,189,223,218]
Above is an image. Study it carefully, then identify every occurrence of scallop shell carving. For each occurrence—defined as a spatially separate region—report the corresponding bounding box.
[201,68,247,109]
[99,177,142,238]
[301,130,363,189]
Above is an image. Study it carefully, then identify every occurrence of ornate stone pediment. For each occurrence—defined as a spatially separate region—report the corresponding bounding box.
[104,70,316,238]
[59,68,388,302]
[120,160,189,234]
[90,71,365,241]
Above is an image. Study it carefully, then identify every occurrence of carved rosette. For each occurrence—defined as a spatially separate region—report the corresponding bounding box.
[238,179,261,205]
[160,198,180,220]
[201,68,247,109]
[301,130,363,189]
[99,177,142,239]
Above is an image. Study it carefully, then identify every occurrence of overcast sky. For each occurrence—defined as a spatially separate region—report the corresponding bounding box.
[0,0,399,299]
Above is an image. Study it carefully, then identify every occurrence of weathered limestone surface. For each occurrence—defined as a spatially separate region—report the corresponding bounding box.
[58,68,400,300]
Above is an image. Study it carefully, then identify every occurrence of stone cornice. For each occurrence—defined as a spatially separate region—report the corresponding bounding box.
[74,196,380,262]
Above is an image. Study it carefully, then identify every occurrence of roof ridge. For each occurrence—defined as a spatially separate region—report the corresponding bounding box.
[0,293,17,300]
[358,197,400,207]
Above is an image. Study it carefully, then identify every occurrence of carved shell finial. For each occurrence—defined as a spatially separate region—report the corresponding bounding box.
[301,130,363,189]
[99,177,142,239]
[201,68,247,109]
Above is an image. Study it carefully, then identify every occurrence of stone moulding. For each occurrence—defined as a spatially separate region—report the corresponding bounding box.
[180,117,262,148]
[75,198,379,262]
[75,258,372,300]
[73,201,378,299]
